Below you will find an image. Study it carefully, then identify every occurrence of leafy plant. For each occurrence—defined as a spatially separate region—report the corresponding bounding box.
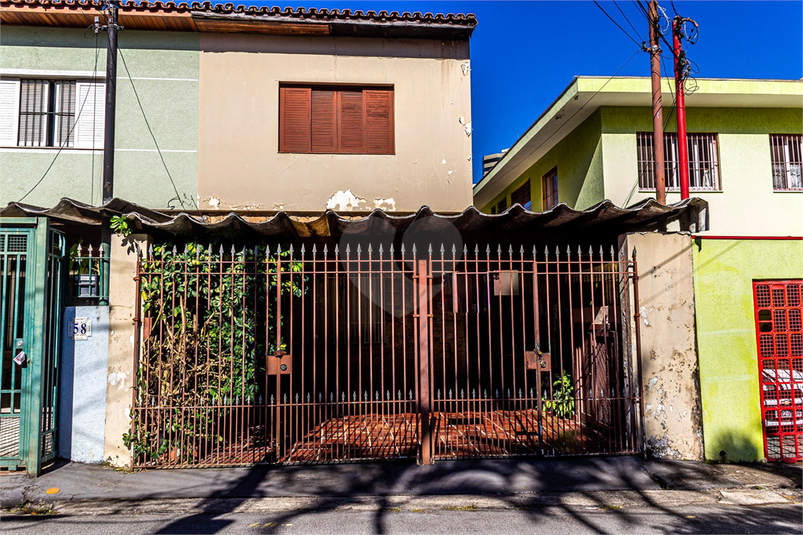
[544,372,575,419]
[110,215,132,237]
[126,242,305,464]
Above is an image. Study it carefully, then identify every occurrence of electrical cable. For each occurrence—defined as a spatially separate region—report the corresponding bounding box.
[593,0,645,48]
[499,47,644,176]
[19,28,101,203]
[118,47,199,212]
[613,0,644,42]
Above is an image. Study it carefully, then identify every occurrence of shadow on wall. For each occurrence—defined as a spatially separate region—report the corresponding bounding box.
[709,429,764,464]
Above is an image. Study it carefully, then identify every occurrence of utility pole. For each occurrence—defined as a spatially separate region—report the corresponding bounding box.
[648,0,666,204]
[673,16,697,201]
[96,0,121,307]
[102,0,120,204]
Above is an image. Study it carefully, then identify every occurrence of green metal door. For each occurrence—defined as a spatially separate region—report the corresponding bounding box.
[0,218,65,475]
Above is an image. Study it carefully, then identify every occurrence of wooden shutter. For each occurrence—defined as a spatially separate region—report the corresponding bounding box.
[311,89,337,153]
[74,81,105,149]
[364,90,393,154]
[339,90,365,153]
[0,79,20,146]
[280,86,311,153]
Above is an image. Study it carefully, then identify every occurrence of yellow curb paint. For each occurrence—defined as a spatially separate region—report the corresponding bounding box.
[45,488,60,495]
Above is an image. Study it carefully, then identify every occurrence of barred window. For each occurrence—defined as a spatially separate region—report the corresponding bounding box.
[770,134,802,191]
[18,79,76,147]
[491,197,507,214]
[637,132,721,191]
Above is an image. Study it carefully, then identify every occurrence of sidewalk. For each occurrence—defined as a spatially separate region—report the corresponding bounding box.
[1,456,800,515]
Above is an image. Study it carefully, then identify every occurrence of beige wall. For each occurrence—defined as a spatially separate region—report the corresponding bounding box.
[621,232,704,460]
[104,233,149,468]
[197,34,473,213]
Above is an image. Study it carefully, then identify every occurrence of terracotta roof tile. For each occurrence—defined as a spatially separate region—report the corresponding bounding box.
[1,0,477,26]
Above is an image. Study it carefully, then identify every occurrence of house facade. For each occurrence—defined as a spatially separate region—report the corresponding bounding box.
[0,0,476,213]
[474,76,803,462]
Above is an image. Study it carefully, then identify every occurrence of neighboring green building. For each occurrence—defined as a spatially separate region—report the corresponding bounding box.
[474,76,803,462]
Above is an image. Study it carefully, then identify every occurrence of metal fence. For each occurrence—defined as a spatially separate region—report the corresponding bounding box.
[130,242,643,468]
[68,243,109,305]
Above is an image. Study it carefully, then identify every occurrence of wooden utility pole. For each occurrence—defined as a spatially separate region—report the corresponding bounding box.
[648,0,667,204]
[102,0,120,204]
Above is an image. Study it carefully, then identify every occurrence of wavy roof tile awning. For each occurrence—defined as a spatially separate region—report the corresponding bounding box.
[1,197,709,241]
[1,1,477,38]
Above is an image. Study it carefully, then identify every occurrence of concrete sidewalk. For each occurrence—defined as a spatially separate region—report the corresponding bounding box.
[1,456,800,514]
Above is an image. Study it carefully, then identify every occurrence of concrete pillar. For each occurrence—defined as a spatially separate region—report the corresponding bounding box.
[620,232,703,460]
[103,233,149,467]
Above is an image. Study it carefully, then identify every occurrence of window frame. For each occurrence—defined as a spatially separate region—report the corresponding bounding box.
[542,167,558,210]
[511,179,532,210]
[0,74,104,150]
[18,79,77,148]
[769,134,803,192]
[278,83,395,156]
[636,132,722,192]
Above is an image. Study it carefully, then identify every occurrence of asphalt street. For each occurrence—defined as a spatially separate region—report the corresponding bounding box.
[1,503,801,534]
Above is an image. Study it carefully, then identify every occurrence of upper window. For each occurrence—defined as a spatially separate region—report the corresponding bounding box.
[491,197,507,214]
[637,132,721,191]
[279,85,394,155]
[511,180,532,210]
[0,78,104,148]
[542,167,558,209]
[770,134,802,191]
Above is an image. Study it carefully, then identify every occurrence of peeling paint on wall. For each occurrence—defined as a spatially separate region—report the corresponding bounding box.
[373,197,397,211]
[108,371,127,390]
[326,190,367,211]
[461,62,470,76]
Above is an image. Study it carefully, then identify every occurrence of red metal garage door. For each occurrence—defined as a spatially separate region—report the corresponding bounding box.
[754,280,803,462]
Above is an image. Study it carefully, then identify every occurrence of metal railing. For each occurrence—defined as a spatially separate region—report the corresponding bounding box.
[129,242,643,468]
[68,243,109,305]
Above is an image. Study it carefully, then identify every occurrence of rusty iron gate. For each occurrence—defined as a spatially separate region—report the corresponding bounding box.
[130,242,644,468]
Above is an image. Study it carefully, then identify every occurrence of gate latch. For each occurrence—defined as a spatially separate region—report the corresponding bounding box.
[525,346,551,371]
[267,350,292,375]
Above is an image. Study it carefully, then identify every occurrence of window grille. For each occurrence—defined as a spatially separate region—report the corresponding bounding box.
[18,79,76,148]
[637,132,721,191]
[770,134,803,191]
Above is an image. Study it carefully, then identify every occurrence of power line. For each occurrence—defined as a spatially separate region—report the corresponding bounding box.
[613,0,644,41]
[501,46,644,175]
[19,29,101,203]
[593,0,645,48]
[118,47,199,212]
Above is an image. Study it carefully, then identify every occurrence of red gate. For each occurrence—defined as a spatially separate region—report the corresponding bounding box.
[754,280,803,462]
[130,242,644,468]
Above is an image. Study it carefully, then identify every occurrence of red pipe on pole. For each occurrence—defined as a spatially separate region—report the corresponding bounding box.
[674,18,690,200]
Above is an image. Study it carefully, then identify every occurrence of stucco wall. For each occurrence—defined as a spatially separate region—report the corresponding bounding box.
[693,238,803,461]
[600,106,803,236]
[104,233,149,467]
[60,306,109,464]
[621,232,703,460]
[0,27,198,209]
[197,33,473,213]
[482,110,604,212]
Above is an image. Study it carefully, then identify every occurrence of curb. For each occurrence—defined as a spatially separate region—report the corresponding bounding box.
[6,488,800,516]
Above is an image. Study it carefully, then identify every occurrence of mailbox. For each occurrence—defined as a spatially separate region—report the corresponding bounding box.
[525,349,551,371]
[267,351,292,375]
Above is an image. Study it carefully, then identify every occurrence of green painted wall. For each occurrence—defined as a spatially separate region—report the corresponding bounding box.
[599,106,803,236]
[0,27,199,209]
[482,109,604,212]
[693,238,803,461]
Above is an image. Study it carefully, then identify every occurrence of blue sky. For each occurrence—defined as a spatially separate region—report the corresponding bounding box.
[247,1,803,181]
